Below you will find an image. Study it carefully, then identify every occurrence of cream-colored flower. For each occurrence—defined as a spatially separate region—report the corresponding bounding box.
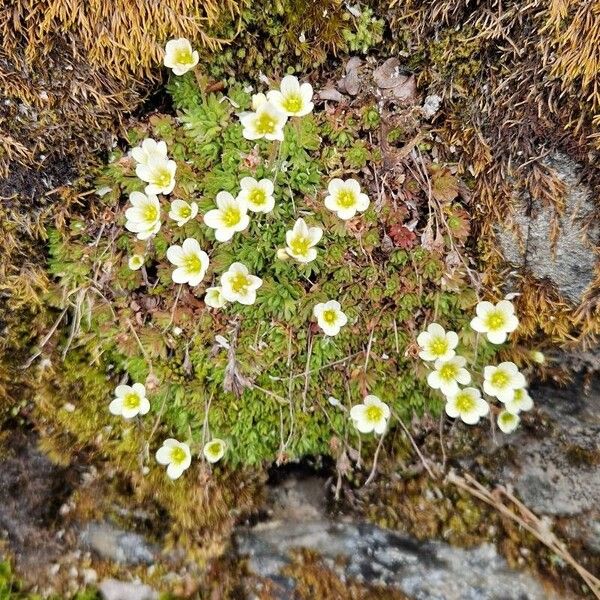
[251,92,267,110]
[166,238,209,286]
[169,199,198,227]
[504,387,534,414]
[203,438,226,463]
[417,323,459,362]
[240,101,287,141]
[267,75,314,117]
[445,387,489,424]
[350,395,390,435]
[497,410,520,434]
[285,218,323,263]
[483,362,526,403]
[324,178,370,220]
[530,350,545,364]
[163,38,199,76]
[136,157,177,196]
[155,439,192,480]
[427,356,471,397]
[109,383,150,419]
[220,262,263,305]
[313,300,348,336]
[203,191,250,242]
[205,286,227,309]
[237,177,275,213]
[131,138,168,166]
[128,254,145,271]
[470,300,519,344]
[125,191,161,240]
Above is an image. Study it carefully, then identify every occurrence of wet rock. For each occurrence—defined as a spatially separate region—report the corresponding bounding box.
[99,579,158,600]
[496,152,600,304]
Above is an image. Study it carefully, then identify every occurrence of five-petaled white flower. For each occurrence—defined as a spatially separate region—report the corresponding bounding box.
[155,439,192,480]
[470,300,519,344]
[166,238,209,286]
[169,199,198,227]
[267,75,314,117]
[483,362,526,403]
[131,138,168,166]
[204,191,250,242]
[203,438,227,463]
[125,191,161,240]
[427,356,471,397]
[205,286,227,309]
[497,410,520,434]
[237,177,275,213]
[220,262,263,305]
[163,38,199,76]
[136,157,177,196]
[240,101,287,141]
[350,395,390,435]
[109,383,150,419]
[324,178,370,220]
[285,218,323,263]
[504,387,534,414]
[128,254,145,271]
[445,387,489,424]
[417,323,459,362]
[313,300,348,336]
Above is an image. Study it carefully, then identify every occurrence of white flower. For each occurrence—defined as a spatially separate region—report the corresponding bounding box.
[313,300,348,336]
[155,439,192,480]
[267,75,314,117]
[417,323,459,362]
[125,191,161,240]
[530,350,545,364]
[128,254,145,271]
[427,356,471,397]
[470,300,519,344]
[483,362,526,403]
[251,92,267,110]
[203,438,226,463]
[237,177,275,213]
[504,387,534,414]
[203,191,250,242]
[350,395,390,435]
[497,410,520,434]
[166,238,209,286]
[109,383,150,419]
[240,101,287,141]
[136,157,177,196]
[205,286,227,309]
[324,178,370,220]
[445,387,489,424]
[220,262,263,305]
[285,218,323,263]
[130,138,168,166]
[169,199,198,227]
[163,38,199,76]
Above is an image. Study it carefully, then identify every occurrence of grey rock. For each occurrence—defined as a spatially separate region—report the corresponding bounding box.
[99,579,158,600]
[80,521,156,565]
[496,152,599,304]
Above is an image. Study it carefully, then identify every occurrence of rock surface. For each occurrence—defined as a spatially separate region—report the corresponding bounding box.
[99,578,158,600]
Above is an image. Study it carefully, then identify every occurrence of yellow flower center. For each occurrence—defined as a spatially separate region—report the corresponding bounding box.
[143,204,158,222]
[123,393,141,410]
[322,309,337,325]
[230,272,250,294]
[249,188,266,206]
[179,205,191,218]
[439,363,458,381]
[490,370,509,388]
[513,388,523,401]
[336,189,357,208]
[183,253,203,275]
[485,310,506,331]
[455,392,476,413]
[175,48,193,65]
[429,337,448,357]
[153,168,172,188]
[222,206,241,227]
[254,111,277,134]
[365,404,383,423]
[282,93,303,113]
[170,446,187,465]
[207,442,222,458]
[290,235,311,256]
[499,412,516,427]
